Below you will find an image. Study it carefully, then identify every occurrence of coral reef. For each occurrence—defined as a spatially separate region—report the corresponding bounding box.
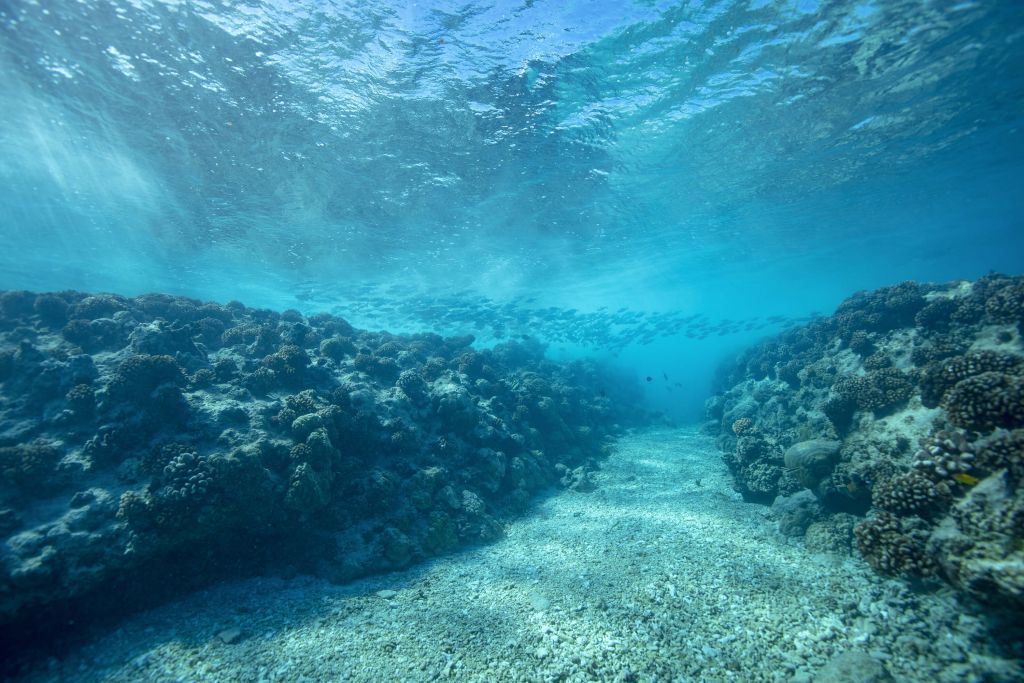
[928,471,1024,609]
[919,351,1022,408]
[854,511,937,577]
[942,372,1024,431]
[0,290,644,644]
[706,274,1024,612]
[871,471,950,518]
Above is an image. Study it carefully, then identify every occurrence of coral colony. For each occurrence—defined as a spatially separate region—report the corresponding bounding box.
[706,275,1024,606]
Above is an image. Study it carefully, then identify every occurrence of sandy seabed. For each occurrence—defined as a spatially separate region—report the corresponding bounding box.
[13,428,1021,683]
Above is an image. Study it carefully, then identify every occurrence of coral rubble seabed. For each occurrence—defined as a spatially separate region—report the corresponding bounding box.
[0,290,644,655]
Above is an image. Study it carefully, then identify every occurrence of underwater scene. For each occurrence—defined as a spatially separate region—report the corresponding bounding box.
[1,0,1023,680]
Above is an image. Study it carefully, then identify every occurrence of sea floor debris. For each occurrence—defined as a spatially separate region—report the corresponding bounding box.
[9,428,1020,682]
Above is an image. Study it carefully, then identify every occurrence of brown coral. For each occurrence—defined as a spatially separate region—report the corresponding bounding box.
[731,417,754,435]
[854,511,936,577]
[920,351,1022,408]
[943,372,1024,432]
[984,282,1024,324]
[975,429,1024,481]
[833,368,913,414]
[871,471,951,518]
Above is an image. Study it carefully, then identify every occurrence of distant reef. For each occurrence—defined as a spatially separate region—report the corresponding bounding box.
[706,274,1024,615]
[0,290,645,648]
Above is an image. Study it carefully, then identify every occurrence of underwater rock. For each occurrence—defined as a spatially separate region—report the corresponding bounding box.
[771,489,822,537]
[556,463,599,492]
[216,627,244,645]
[815,651,892,683]
[928,471,1024,610]
[783,439,841,490]
[804,513,856,555]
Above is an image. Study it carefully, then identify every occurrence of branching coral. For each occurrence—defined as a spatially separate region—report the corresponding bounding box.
[912,429,977,481]
[854,511,936,577]
[833,368,913,415]
[871,471,951,518]
[262,344,310,388]
[920,351,1022,408]
[107,354,185,403]
[943,372,1024,431]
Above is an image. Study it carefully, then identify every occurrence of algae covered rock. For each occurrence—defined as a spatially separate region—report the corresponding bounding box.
[783,439,841,490]
[771,489,822,536]
[928,471,1024,609]
[290,412,324,442]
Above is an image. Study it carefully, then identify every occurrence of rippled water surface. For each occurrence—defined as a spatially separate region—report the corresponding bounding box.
[1,1,1022,407]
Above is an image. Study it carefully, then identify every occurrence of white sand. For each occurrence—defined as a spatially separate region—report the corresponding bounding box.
[15,428,1021,682]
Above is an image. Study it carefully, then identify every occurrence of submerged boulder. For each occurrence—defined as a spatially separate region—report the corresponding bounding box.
[771,489,822,536]
[783,439,841,490]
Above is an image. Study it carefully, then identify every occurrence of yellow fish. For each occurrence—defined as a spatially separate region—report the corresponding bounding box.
[952,473,980,486]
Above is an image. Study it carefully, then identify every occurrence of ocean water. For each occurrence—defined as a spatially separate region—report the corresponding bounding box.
[3,0,1023,420]
[1,0,1024,680]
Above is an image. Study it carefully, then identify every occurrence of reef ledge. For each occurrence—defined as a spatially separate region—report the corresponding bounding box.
[0,289,644,656]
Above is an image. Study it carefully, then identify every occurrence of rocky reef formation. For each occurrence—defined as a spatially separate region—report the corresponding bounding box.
[705,274,1024,617]
[0,290,644,647]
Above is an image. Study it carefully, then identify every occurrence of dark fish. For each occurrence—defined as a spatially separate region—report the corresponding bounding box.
[646,376,653,382]
[662,371,668,380]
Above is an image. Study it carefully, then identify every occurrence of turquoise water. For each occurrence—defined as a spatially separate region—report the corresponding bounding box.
[2,3,1024,679]
[1,2,1023,407]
